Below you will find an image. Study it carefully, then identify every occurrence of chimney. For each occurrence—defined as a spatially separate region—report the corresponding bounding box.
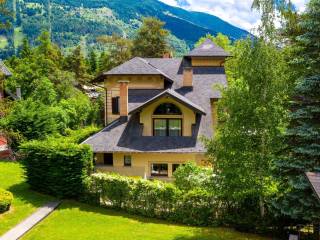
[183,67,193,87]
[118,80,129,119]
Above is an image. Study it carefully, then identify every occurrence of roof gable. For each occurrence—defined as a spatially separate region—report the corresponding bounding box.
[186,38,230,57]
[306,172,320,202]
[129,89,206,115]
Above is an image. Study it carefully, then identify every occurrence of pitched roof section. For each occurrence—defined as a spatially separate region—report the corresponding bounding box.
[306,172,320,202]
[101,57,173,82]
[0,60,12,76]
[186,38,230,57]
[129,89,206,115]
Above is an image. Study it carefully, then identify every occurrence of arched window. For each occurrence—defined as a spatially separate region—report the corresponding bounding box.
[153,103,182,136]
[153,103,182,115]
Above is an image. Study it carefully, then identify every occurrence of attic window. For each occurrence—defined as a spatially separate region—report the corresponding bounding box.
[154,103,182,115]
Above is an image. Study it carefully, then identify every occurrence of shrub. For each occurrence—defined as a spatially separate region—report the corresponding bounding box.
[0,188,13,213]
[85,173,219,226]
[173,162,214,192]
[20,139,93,198]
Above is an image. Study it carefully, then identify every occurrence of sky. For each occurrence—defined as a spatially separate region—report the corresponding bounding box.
[159,0,309,32]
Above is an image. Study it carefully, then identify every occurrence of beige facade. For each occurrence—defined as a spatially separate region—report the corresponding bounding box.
[95,152,206,179]
[139,97,196,137]
[104,75,165,124]
[191,57,225,67]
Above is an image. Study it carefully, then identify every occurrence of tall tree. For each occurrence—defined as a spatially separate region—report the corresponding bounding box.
[97,34,132,70]
[195,33,233,52]
[64,45,89,85]
[132,17,170,58]
[0,0,11,29]
[88,49,98,74]
[273,0,320,235]
[205,38,290,223]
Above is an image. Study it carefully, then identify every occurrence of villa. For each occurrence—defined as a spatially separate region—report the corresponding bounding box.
[83,39,229,180]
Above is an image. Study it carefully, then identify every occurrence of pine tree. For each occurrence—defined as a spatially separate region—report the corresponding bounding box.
[65,45,89,85]
[132,17,170,58]
[20,38,32,58]
[88,49,97,74]
[274,0,320,230]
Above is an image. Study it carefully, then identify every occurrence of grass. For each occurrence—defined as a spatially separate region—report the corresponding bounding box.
[0,161,269,240]
[0,161,54,235]
[0,36,8,48]
[23,200,269,240]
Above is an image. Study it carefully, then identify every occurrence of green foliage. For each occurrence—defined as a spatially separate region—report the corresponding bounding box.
[85,173,220,226]
[173,162,214,192]
[205,37,290,222]
[195,33,233,52]
[0,188,13,213]
[132,17,170,57]
[2,99,67,140]
[20,139,93,198]
[273,0,320,223]
[49,126,100,144]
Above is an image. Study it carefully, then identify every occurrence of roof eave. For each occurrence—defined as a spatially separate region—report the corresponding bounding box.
[129,91,206,116]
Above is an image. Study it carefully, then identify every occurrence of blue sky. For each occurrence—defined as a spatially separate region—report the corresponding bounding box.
[159,0,309,31]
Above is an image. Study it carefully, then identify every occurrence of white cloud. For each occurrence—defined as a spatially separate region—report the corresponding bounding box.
[159,0,309,31]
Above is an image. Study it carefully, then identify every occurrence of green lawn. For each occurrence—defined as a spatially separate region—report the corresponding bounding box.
[0,161,269,240]
[0,36,8,48]
[0,161,54,235]
[23,200,269,240]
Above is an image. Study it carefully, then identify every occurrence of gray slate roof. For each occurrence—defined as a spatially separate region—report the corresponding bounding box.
[0,60,12,76]
[306,172,320,202]
[101,57,173,82]
[129,89,206,115]
[186,38,230,57]
[83,57,227,153]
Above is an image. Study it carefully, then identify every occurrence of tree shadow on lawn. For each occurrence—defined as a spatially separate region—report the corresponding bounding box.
[7,182,55,208]
[59,200,241,240]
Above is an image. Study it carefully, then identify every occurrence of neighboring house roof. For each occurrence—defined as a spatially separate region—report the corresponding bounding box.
[98,57,174,83]
[185,38,230,57]
[129,89,206,115]
[83,57,227,153]
[0,60,12,76]
[306,172,320,202]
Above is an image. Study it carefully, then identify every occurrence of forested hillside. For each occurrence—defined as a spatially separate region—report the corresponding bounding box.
[0,0,249,58]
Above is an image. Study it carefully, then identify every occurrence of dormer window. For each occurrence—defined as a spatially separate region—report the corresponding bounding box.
[153,103,182,115]
[153,103,182,136]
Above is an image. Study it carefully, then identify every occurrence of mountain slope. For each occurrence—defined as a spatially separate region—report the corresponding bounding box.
[0,0,250,58]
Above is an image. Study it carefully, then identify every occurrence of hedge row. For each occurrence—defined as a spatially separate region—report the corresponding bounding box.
[0,188,13,213]
[85,173,220,226]
[20,140,93,198]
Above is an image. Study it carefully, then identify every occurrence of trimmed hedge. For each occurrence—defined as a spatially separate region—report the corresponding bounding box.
[0,188,13,213]
[85,173,220,226]
[20,140,93,198]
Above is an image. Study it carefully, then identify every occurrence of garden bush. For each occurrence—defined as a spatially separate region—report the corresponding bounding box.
[20,139,93,198]
[0,188,13,213]
[85,173,220,226]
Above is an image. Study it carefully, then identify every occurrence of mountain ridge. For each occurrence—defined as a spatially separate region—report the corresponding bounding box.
[0,0,250,58]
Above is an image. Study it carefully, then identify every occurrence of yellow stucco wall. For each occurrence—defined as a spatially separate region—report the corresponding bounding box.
[139,97,196,137]
[191,57,225,67]
[104,75,165,124]
[95,152,206,178]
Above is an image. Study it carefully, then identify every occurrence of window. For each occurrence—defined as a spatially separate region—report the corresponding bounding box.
[154,103,182,115]
[172,164,181,173]
[124,155,132,167]
[112,97,120,114]
[151,163,168,177]
[104,153,113,166]
[153,119,182,136]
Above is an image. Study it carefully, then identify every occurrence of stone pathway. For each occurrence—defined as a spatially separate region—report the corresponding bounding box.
[0,201,61,240]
